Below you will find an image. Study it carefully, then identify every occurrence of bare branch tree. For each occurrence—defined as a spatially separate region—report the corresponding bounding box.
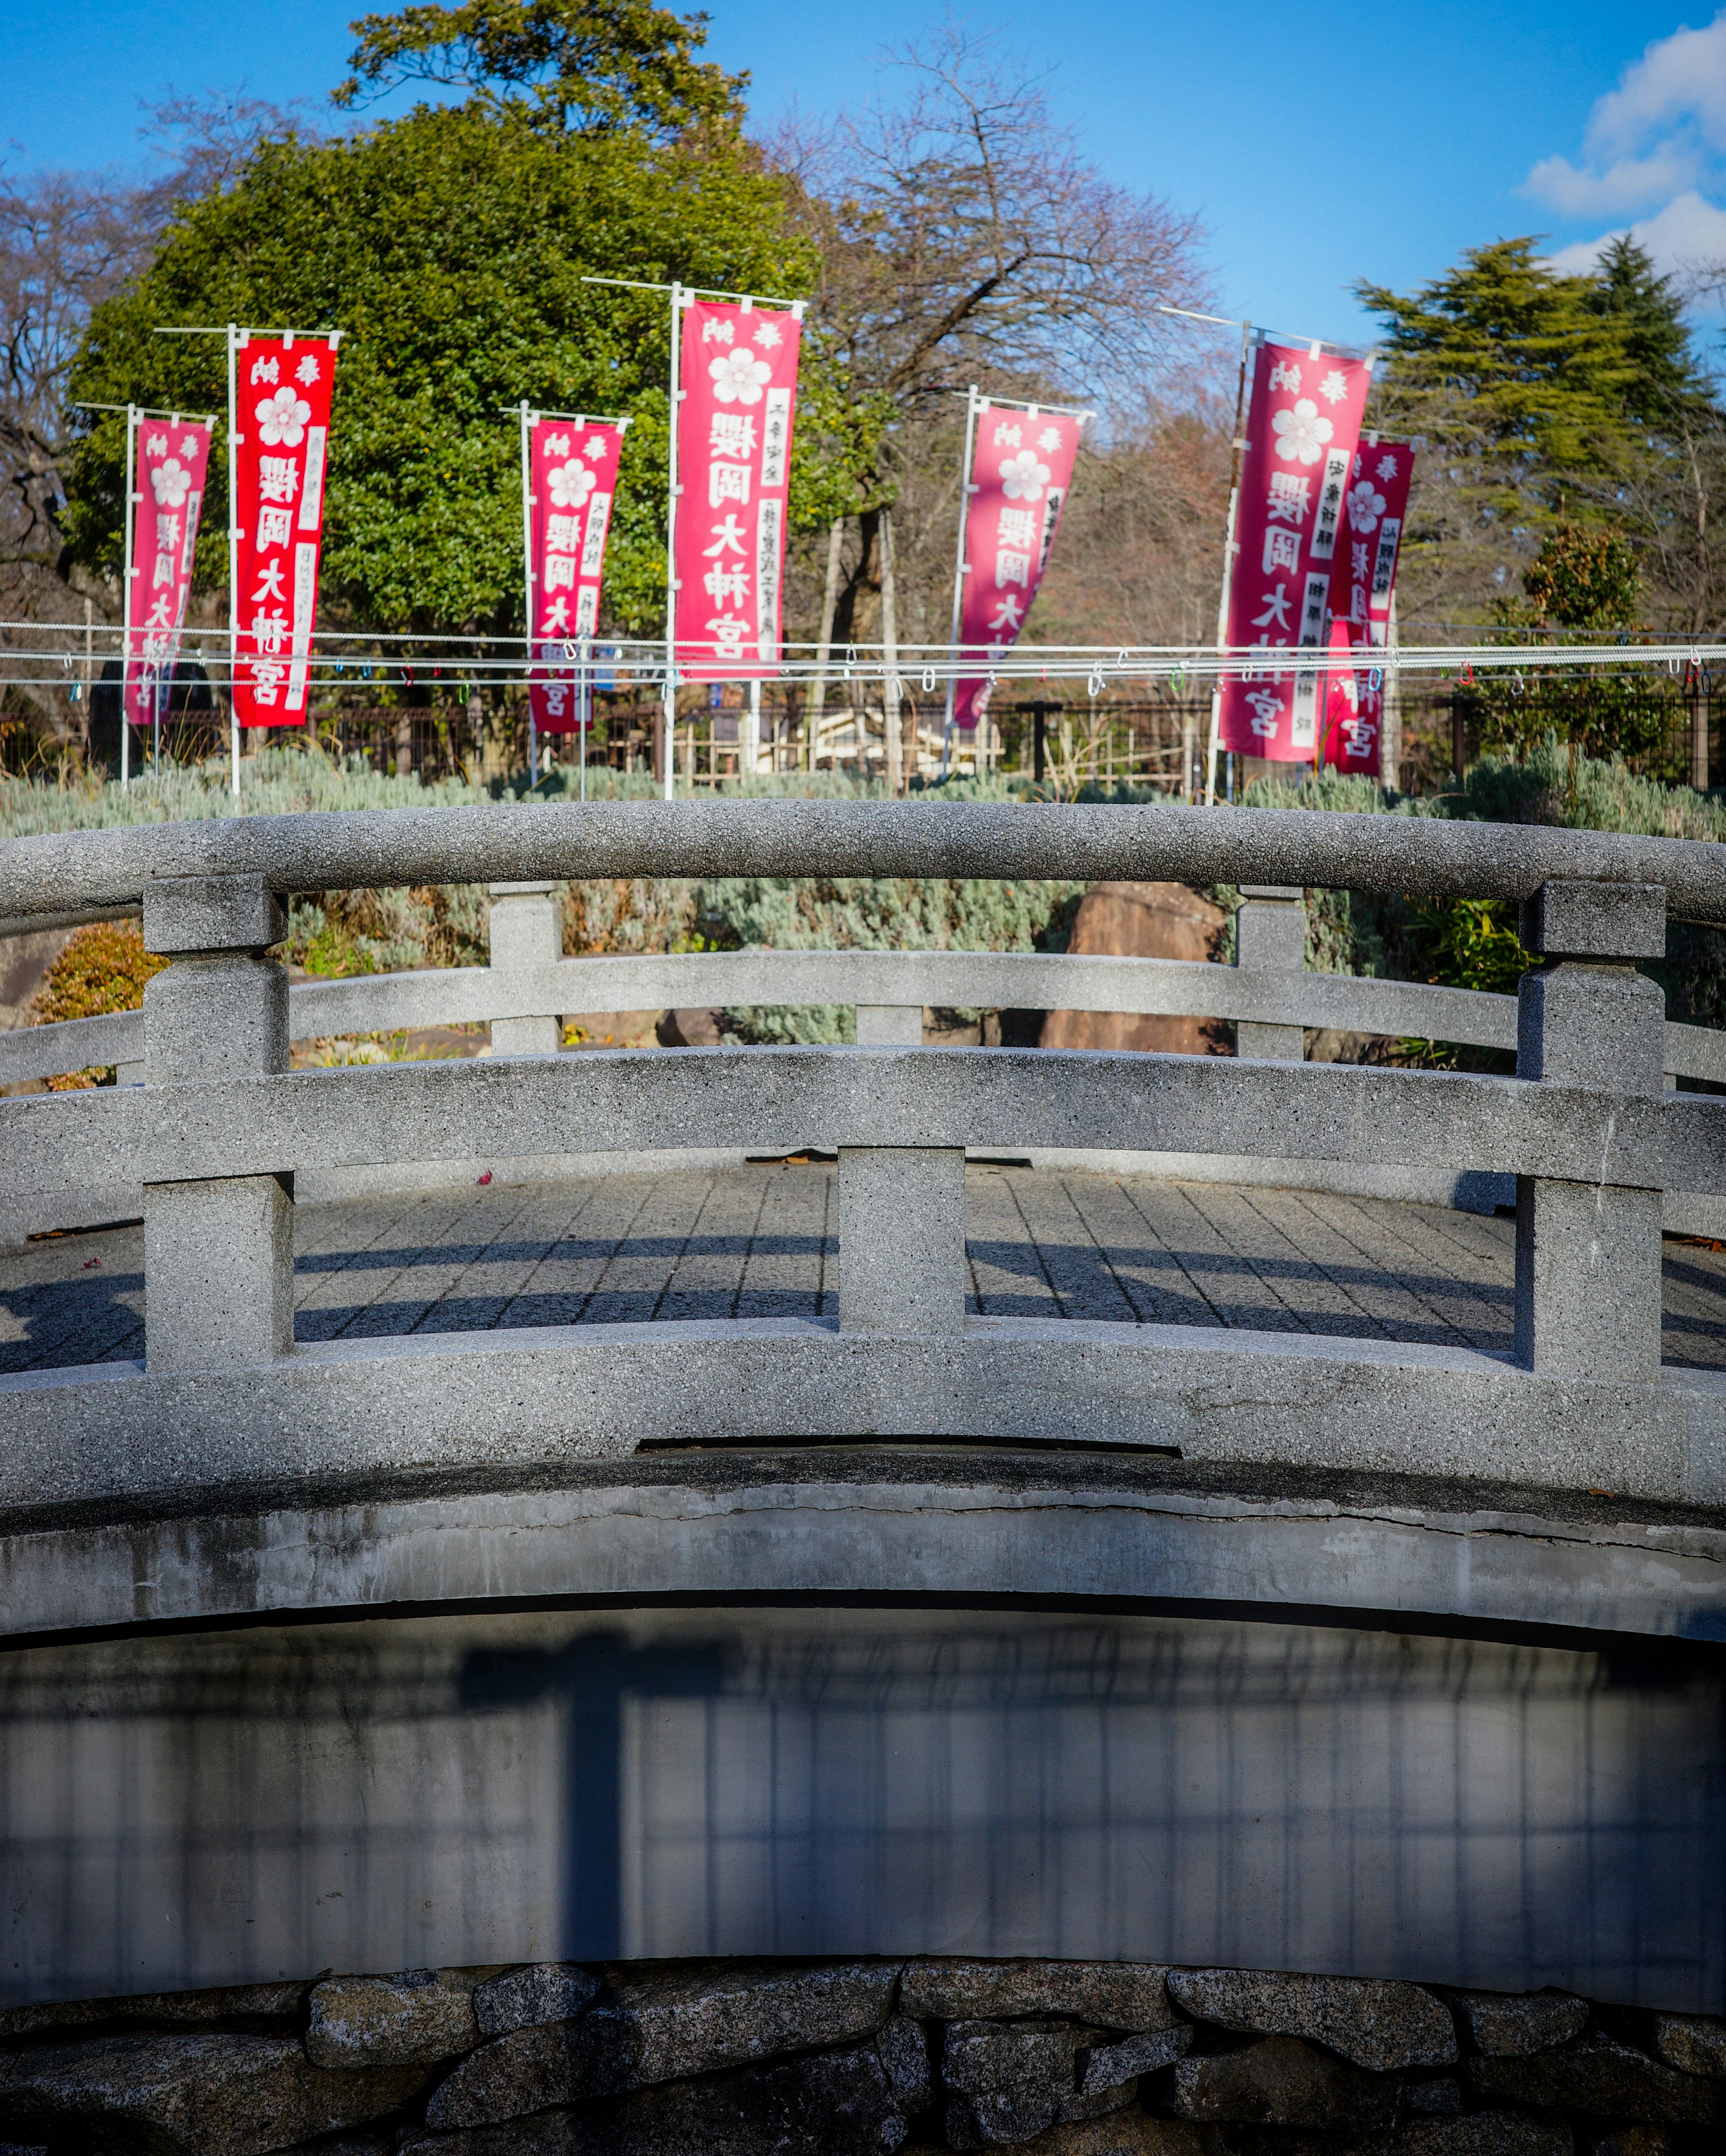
[0,89,312,748]
[772,22,1215,690]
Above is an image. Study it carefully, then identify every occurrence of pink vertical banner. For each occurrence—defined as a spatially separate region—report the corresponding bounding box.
[1320,439,1415,773]
[529,417,625,732]
[232,334,338,725]
[1217,340,1373,760]
[125,417,212,731]
[672,297,802,678]
[953,403,1085,730]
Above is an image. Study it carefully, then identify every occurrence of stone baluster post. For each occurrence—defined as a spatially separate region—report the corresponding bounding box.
[837,1148,967,1334]
[1234,884,1306,1060]
[141,873,292,1371]
[489,882,561,1056]
[855,1004,922,1047]
[1513,878,1667,1380]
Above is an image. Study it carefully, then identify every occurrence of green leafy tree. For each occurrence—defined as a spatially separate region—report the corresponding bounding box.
[1357,237,1714,629]
[64,96,858,638]
[1475,519,1671,766]
[334,0,747,137]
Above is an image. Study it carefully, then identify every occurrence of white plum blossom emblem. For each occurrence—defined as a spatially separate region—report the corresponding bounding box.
[709,347,772,404]
[255,386,311,448]
[1318,369,1348,405]
[1346,479,1387,533]
[547,460,596,510]
[1271,398,1334,466]
[151,458,192,510]
[998,448,1051,501]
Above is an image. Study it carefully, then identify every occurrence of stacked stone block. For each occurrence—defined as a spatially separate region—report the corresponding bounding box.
[0,1958,1721,2155]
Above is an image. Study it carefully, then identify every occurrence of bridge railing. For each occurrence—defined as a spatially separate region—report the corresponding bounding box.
[2,798,1725,1512]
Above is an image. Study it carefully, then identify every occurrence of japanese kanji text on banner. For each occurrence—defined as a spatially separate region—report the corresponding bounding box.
[1217,340,1373,760]
[126,417,211,731]
[1321,439,1415,772]
[527,417,624,732]
[953,403,1085,730]
[672,298,801,678]
[232,335,338,726]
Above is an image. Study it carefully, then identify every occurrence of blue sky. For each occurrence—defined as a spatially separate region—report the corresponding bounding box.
[6,1,1724,348]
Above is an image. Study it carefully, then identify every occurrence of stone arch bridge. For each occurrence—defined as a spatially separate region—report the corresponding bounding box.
[0,799,1723,2154]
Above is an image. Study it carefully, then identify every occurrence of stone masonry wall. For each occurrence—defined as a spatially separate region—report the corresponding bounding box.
[0,1958,1720,2156]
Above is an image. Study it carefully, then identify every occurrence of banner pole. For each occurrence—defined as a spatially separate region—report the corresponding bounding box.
[518,399,536,790]
[226,324,240,797]
[1206,321,1253,806]
[579,633,591,803]
[120,406,135,791]
[942,386,980,748]
[663,280,683,801]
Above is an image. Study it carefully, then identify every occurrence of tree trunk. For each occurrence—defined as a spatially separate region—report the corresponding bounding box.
[881,510,903,796]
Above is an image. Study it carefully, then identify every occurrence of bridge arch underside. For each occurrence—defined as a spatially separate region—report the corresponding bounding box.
[4,1455,1724,2016]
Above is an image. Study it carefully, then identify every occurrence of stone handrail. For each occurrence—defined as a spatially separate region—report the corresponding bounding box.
[8,942,1726,1087]
[4,795,1726,927]
[1,802,1723,1521]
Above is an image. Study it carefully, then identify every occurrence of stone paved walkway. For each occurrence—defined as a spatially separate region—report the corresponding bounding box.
[4,1162,1726,1374]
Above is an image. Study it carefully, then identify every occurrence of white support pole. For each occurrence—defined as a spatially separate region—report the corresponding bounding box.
[226,324,241,797]
[120,405,136,790]
[942,386,981,746]
[578,632,591,802]
[663,280,684,800]
[746,675,761,776]
[1206,322,1254,807]
[519,399,536,790]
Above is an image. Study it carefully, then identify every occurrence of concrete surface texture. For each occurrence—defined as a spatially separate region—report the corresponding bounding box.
[1,1606,1722,2013]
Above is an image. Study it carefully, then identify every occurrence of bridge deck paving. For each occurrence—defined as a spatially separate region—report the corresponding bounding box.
[4,1161,1726,1375]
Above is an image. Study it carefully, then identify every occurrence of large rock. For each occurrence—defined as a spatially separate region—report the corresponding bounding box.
[0,2032,431,2156]
[942,2019,1137,2148]
[1394,2117,1573,2156]
[1167,1970,1456,2072]
[1649,2011,1726,2077]
[877,2016,933,2114]
[400,2040,907,2155]
[0,1981,306,2041]
[985,2113,1208,2156]
[1470,2033,1723,2123]
[475,1964,601,2040]
[902,1962,1176,2032]
[1039,884,1228,1056]
[1077,2027,1192,2095]
[1579,2131,1674,2156]
[426,1962,898,2129]
[1164,2036,1402,2130]
[1452,1992,1589,2059]
[306,1970,480,2068]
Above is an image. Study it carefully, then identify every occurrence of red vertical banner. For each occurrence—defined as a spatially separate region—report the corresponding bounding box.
[953,404,1085,730]
[672,298,801,678]
[125,417,211,731]
[528,417,625,732]
[1320,439,1416,772]
[1217,341,1373,760]
[232,334,338,726]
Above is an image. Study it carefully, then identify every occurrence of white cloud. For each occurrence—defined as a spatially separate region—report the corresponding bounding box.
[1525,146,1696,219]
[1547,190,1726,278]
[1524,12,1726,212]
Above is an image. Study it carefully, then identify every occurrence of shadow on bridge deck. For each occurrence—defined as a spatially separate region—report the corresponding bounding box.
[6,1162,1726,1374]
